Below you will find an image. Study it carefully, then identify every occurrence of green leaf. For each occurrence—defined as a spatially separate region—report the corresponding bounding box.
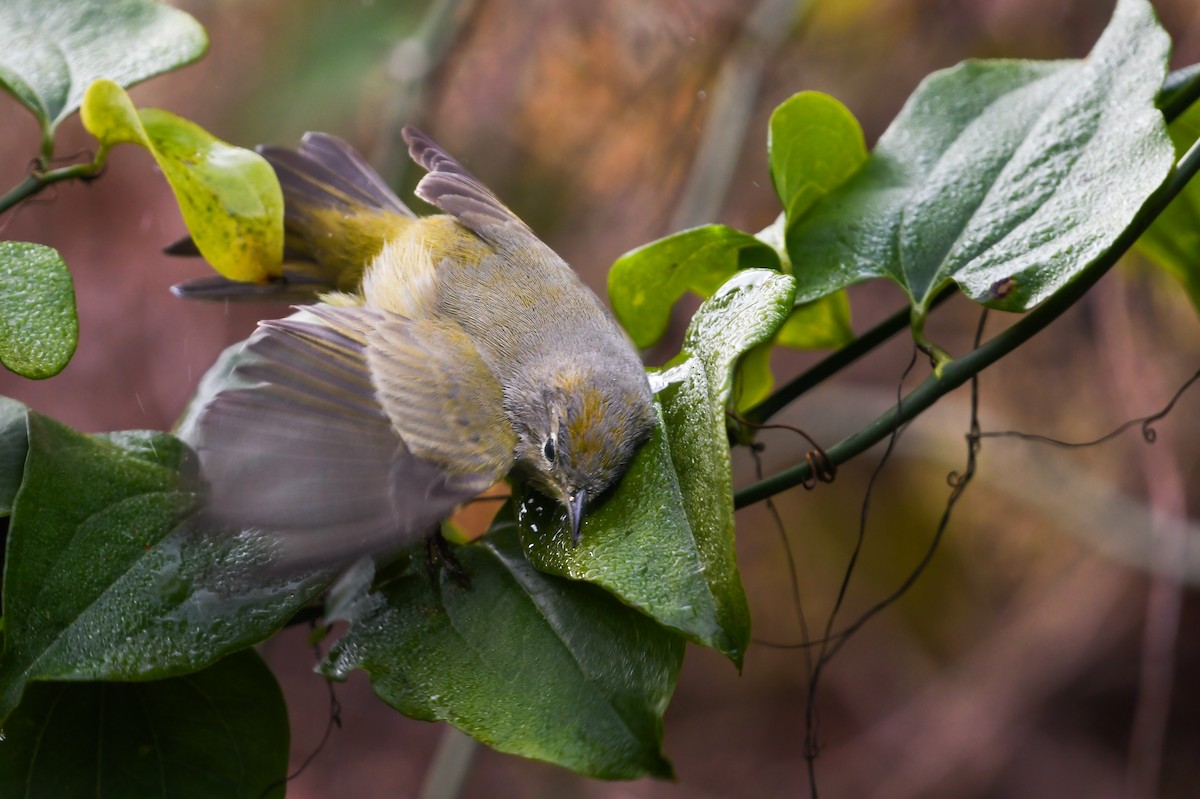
[673,269,799,405]
[321,526,682,780]
[0,398,29,516]
[0,0,206,134]
[778,293,853,349]
[769,90,868,229]
[1136,99,1200,313]
[0,413,326,722]
[608,225,780,348]
[0,650,288,799]
[746,214,854,408]
[656,92,863,411]
[95,429,194,473]
[730,288,857,411]
[607,93,863,355]
[514,416,735,653]
[81,79,284,284]
[521,270,797,665]
[733,340,776,412]
[754,212,855,349]
[607,93,861,407]
[0,242,78,379]
[786,0,1174,329]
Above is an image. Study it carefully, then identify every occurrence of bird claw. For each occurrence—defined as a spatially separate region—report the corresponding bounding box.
[424,530,472,589]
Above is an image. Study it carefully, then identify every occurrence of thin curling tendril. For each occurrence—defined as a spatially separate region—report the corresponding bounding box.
[728,413,837,489]
[979,366,1200,448]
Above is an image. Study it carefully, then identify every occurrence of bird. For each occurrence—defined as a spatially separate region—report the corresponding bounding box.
[187,127,656,571]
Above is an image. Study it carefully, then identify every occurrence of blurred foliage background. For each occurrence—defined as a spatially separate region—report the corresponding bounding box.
[2,0,1200,796]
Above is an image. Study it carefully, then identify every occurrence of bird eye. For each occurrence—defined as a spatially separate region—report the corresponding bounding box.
[542,438,556,464]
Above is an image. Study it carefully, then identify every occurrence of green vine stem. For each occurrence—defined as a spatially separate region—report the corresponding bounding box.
[0,173,44,215]
[0,158,106,215]
[745,287,954,424]
[734,132,1200,508]
[1159,64,1200,122]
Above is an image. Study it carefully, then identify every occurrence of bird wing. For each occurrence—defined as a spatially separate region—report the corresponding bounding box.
[168,261,340,302]
[258,133,415,292]
[169,133,414,301]
[262,131,413,219]
[402,126,542,249]
[296,132,412,215]
[192,304,502,571]
[361,310,517,479]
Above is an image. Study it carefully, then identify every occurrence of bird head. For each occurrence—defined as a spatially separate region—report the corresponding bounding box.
[511,367,655,544]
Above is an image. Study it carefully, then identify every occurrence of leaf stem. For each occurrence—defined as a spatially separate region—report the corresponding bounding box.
[39,120,56,167]
[0,158,105,216]
[734,134,1200,508]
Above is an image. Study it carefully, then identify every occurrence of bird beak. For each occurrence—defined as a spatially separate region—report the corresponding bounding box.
[567,490,587,546]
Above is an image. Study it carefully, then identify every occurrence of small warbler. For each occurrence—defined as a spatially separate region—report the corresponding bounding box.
[190,128,655,568]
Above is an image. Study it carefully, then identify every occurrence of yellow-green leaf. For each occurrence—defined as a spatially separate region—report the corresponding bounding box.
[81,79,283,283]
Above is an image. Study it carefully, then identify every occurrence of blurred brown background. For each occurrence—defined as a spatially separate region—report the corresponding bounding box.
[2,0,1200,796]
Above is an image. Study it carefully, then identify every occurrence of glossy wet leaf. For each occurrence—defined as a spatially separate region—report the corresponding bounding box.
[730,292,856,412]
[321,526,682,780]
[0,0,206,133]
[81,79,284,284]
[0,650,288,799]
[94,429,193,472]
[0,242,78,379]
[0,413,326,722]
[607,221,848,412]
[609,225,780,348]
[514,417,733,651]
[609,92,865,355]
[0,399,28,517]
[521,270,797,665]
[786,0,1174,330]
[1136,100,1200,314]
